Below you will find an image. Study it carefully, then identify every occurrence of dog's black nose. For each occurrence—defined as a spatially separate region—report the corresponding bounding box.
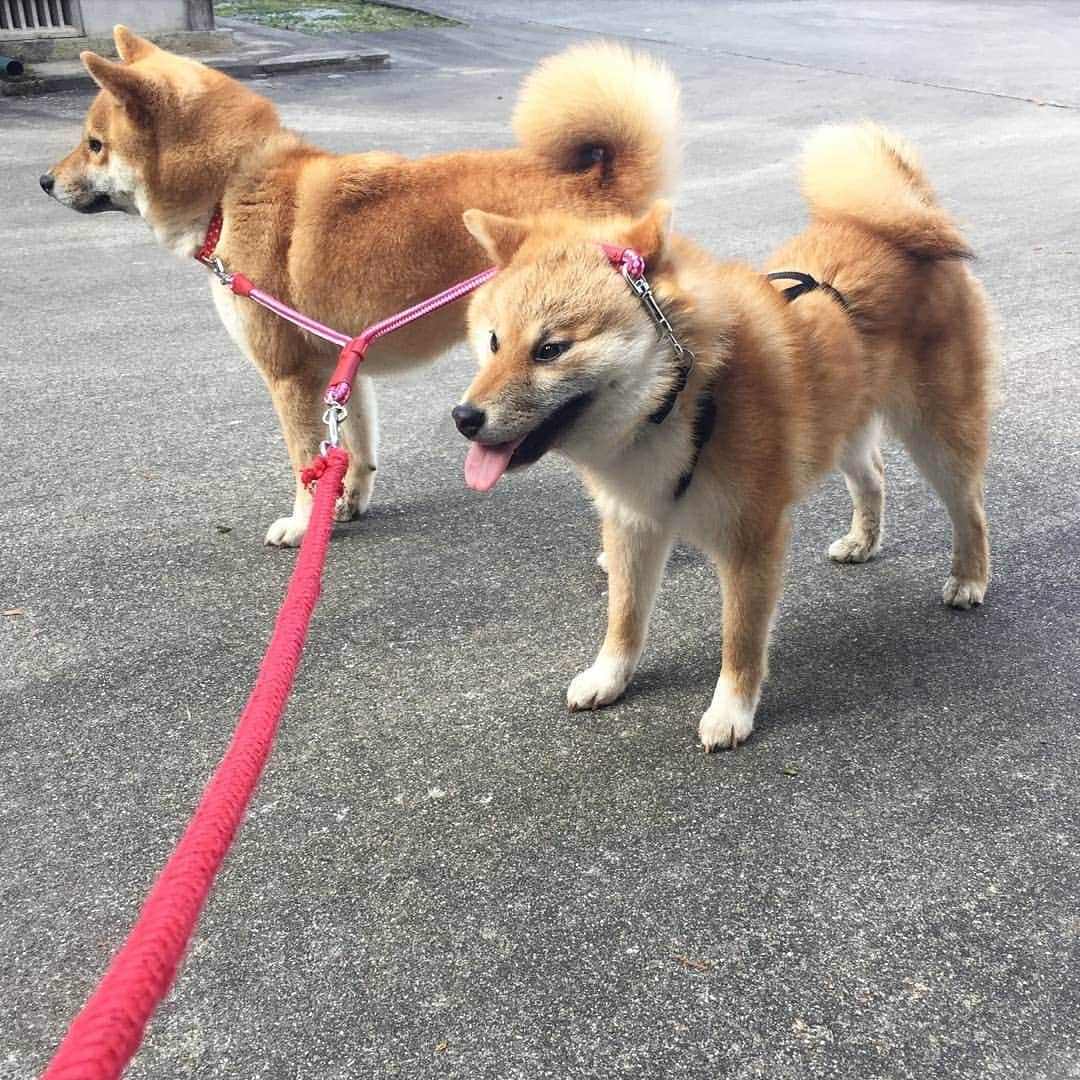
[39,174,55,193]
[452,403,486,439]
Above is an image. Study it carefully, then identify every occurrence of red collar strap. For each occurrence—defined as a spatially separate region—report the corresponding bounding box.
[601,242,693,424]
[195,205,223,264]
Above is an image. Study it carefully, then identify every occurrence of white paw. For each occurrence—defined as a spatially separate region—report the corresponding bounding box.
[828,533,880,563]
[567,655,633,711]
[264,515,308,547]
[942,576,986,609]
[596,549,608,573]
[699,682,757,752]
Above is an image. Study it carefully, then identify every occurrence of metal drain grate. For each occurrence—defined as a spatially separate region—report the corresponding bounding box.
[0,0,78,32]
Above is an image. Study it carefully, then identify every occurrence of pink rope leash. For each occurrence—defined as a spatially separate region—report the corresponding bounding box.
[42,229,499,1078]
[42,447,348,1080]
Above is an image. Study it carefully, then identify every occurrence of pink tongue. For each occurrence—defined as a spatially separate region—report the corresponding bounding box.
[464,439,522,492]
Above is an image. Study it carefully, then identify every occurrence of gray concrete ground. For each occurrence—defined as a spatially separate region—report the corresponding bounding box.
[2,4,1079,1078]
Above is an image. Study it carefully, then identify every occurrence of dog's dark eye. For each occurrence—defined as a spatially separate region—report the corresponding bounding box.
[489,330,499,354]
[88,138,103,153]
[532,341,570,363]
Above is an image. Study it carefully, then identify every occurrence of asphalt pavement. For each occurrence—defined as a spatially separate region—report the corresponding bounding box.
[2,4,1078,1078]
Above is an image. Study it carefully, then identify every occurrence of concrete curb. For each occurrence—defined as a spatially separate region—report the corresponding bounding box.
[3,29,237,64]
[0,50,390,98]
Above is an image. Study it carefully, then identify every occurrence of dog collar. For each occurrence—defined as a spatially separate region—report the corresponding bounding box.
[195,205,224,265]
[601,243,695,424]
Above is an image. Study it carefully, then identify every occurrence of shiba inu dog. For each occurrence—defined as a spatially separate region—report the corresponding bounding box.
[453,124,994,750]
[41,28,680,546]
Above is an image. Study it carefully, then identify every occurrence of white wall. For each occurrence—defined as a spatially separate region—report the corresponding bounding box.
[79,1,192,34]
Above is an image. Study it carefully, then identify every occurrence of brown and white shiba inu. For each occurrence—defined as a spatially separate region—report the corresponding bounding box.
[453,124,994,751]
[41,27,680,545]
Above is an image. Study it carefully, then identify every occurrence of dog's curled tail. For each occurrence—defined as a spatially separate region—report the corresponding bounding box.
[513,41,681,209]
[801,123,971,260]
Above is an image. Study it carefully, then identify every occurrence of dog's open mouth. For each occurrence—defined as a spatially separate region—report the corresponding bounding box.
[464,392,593,493]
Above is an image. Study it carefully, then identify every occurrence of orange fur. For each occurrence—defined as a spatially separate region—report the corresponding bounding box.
[43,27,681,545]
[455,124,994,750]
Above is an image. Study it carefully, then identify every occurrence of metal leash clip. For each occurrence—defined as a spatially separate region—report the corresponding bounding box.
[320,401,348,454]
[620,265,696,377]
[196,253,233,286]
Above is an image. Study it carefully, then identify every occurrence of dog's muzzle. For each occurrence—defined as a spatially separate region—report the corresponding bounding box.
[40,174,125,214]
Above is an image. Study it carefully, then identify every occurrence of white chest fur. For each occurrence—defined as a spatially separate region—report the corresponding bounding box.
[209,280,253,359]
[585,405,738,552]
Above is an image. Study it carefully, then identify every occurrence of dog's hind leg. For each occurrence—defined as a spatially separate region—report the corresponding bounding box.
[829,416,885,564]
[567,513,672,712]
[335,374,379,522]
[886,312,992,608]
[897,413,990,608]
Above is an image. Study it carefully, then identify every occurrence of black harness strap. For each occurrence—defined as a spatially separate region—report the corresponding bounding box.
[767,270,850,312]
[653,270,848,498]
[673,389,717,499]
[648,363,691,425]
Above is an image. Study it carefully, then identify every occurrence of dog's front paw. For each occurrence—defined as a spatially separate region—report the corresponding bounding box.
[699,685,757,752]
[828,532,880,563]
[265,515,308,547]
[567,655,633,711]
[942,575,986,609]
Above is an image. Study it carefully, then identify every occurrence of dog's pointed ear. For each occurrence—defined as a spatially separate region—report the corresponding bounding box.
[114,25,158,63]
[81,51,153,115]
[623,200,673,265]
[463,209,528,266]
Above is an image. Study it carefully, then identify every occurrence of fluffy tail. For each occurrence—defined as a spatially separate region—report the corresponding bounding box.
[513,42,681,211]
[801,123,971,260]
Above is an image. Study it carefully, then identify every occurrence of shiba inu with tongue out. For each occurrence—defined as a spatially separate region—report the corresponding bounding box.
[453,124,994,751]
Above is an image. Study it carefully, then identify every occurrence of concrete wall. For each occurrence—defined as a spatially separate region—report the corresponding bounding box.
[79,0,213,34]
